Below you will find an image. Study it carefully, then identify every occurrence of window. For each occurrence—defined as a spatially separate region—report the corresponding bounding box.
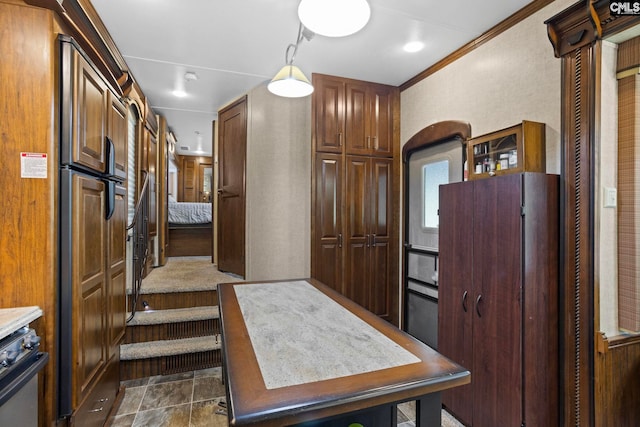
[422,159,449,228]
[127,105,138,225]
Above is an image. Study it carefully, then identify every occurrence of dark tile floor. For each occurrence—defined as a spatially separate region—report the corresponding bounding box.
[110,368,228,427]
[110,367,461,427]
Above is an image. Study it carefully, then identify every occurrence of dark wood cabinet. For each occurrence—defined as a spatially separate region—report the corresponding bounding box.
[312,74,399,323]
[314,75,345,154]
[345,82,394,157]
[313,153,343,293]
[314,74,394,157]
[344,156,392,317]
[438,173,559,427]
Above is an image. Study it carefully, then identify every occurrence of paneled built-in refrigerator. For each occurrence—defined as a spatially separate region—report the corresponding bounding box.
[57,35,127,425]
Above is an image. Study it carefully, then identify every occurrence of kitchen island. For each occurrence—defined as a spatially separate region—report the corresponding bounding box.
[218,279,469,426]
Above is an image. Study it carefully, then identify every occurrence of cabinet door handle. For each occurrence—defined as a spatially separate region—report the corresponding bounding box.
[367,136,371,148]
[366,234,370,247]
[372,135,378,150]
[475,294,483,317]
[338,233,343,248]
[462,290,468,312]
[371,233,376,246]
[338,132,343,146]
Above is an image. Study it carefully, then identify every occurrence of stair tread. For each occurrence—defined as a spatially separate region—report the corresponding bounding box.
[127,306,219,326]
[120,335,221,360]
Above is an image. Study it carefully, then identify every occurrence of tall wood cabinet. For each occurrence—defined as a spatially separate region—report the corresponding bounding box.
[311,74,399,323]
[438,173,559,427]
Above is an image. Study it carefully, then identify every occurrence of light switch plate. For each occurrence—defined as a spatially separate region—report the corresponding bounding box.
[604,187,617,208]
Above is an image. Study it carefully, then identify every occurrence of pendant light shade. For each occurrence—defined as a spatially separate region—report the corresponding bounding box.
[267,64,314,98]
[298,0,371,37]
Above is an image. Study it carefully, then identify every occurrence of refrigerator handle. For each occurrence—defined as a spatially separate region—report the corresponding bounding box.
[105,136,116,177]
[105,180,116,220]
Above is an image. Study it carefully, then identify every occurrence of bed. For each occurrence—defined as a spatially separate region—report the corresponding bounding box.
[167,196,213,257]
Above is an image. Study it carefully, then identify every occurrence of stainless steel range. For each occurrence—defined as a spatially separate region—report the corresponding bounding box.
[0,307,48,426]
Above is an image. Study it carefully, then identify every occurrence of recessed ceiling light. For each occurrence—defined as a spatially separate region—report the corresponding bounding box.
[172,89,187,98]
[403,41,425,53]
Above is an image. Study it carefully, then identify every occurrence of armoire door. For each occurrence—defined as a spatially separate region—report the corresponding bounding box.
[344,82,369,156]
[345,156,370,307]
[368,84,394,157]
[313,153,343,293]
[439,175,525,427]
[344,156,393,317]
[367,158,392,318]
[471,175,523,427]
[438,181,474,426]
[313,75,345,153]
[217,96,247,277]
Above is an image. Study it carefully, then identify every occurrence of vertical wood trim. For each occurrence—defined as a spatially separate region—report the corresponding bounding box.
[559,44,597,427]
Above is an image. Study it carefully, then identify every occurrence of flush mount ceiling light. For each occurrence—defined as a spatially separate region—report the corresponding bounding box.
[268,23,314,98]
[298,0,370,37]
[172,71,198,98]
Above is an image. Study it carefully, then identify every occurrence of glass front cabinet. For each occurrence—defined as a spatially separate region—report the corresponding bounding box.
[467,120,545,180]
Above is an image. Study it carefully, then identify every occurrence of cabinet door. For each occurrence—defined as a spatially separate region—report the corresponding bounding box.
[368,158,392,318]
[438,181,474,426]
[472,175,523,427]
[72,174,107,404]
[344,81,370,155]
[313,76,344,153]
[107,185,127,361]
[369,84,394,157]
[313,154,343,293]
[74,51,108,172]
[344,156,370,307]
[108,93,128,180]
[182,157,197,202]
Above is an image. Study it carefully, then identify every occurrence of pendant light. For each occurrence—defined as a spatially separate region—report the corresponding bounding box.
[268,24,314,98]
[298,0,371,37]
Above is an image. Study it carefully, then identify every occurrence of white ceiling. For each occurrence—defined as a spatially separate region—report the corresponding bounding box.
[91,0,532,156]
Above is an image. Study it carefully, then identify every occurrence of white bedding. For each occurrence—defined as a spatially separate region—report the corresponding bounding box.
[168,201,212,224]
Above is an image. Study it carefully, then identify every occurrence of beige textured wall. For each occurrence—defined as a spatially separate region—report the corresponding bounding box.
[245,83,311,281]
[598,41,620,336]
[400,0,577,175]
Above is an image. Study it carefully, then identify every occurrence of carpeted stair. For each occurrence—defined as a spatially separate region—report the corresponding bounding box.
[121,257,240,380]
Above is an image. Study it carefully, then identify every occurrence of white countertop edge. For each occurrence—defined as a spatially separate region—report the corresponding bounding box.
[0,306,43,341]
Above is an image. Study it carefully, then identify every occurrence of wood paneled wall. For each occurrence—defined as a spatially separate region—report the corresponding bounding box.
[0,2,61,425]
[595,334,640,427]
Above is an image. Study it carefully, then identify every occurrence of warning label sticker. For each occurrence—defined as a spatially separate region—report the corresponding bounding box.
[20,152,48,179]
